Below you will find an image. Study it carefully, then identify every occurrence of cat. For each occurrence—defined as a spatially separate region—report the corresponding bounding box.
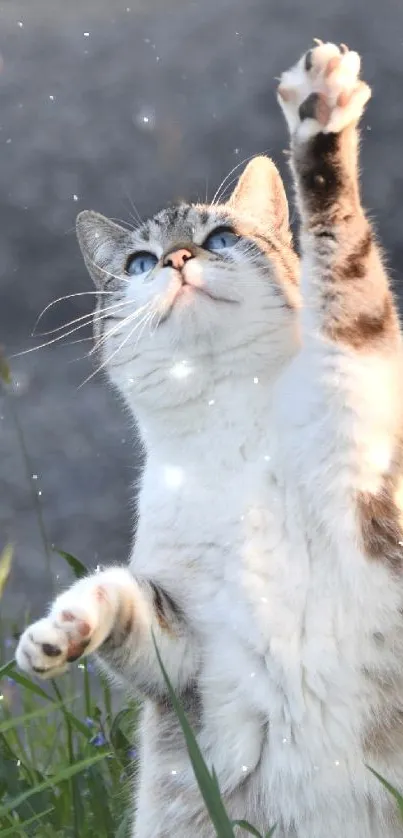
[16,149,300,837]
[16,40,403,838]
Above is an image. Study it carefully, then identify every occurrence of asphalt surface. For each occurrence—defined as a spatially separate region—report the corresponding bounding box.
[1,0,403,622]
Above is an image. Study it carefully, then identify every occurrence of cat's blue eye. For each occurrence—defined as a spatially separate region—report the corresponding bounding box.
[203,227,239,252]
[126,252,158,277]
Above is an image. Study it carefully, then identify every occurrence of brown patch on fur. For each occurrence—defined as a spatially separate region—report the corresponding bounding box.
[357,457,403,571]
[66,638,90,662]
[328,295,394,349]
[292,130,360,218]
[338,230,373,280]
[149,581,182,635]
[364,704,403,760]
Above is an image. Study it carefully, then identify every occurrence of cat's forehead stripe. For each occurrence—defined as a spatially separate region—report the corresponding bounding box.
[140,204,223,248]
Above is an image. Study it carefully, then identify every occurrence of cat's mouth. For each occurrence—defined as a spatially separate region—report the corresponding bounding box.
[157,284,239,325]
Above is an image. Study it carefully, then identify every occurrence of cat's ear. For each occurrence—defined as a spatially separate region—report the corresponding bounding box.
[228,156,289,236]
[76,210,130,288]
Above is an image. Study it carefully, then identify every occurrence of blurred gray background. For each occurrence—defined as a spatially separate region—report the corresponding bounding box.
[1,0,403,624]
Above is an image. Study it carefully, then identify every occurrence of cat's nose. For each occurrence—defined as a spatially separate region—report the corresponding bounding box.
[163,248,194,271]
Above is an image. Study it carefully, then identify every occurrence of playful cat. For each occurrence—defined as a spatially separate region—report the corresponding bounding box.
[16,150,300,835]
[16,41,403,837]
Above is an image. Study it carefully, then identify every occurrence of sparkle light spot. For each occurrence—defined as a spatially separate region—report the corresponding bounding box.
[208,399,215,406]
[264,455,270,462]
[261,596,268,604]
[83,31,90,37]
[334,760,340,766]
[37,490,42,497]
[171,769,177,775]
[282,738,288,744]
[170,360,192,380]
[241,765,248,773]
[73,194,79,201]
[32,474,38,480]
[49,95,54,101]
[78,663,85,670]
[134,107,156,130]
[253,376,259,384]
[164,466,184,490]
[17,21,23,28]
[250,672,255,678]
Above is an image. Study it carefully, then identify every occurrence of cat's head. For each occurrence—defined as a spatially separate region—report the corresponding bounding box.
[76,156,299,410]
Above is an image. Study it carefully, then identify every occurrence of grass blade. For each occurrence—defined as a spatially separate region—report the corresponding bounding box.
[0,545,13,598]
[153,634,235,838]
[0,752,109,818]
[9,670,53,701]
[0,807,54,836]
[57,550,87,579]
[0,699,66,733]
[0,348,11,385]
[0,659,16,680]
[232,821,263,837]
[2,669,90,737]
[115,810,132,838]
[367,766,403,820]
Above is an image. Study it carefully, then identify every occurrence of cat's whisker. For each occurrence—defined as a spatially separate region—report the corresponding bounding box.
[34,297,131,338]
[80,304,156,388]
[90,301,153,357]
[33,291,114,335]
[85,256,131,286]
[211,154,258,206]
[122,188,143,228]
[10,300,135,359]
[211,147,273,206]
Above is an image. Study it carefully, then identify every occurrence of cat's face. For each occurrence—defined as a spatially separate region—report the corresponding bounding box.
[76,157,299,406]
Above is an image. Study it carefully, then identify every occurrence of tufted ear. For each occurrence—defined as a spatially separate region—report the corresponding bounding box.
[227,156,289,237]
[76,210,131,288]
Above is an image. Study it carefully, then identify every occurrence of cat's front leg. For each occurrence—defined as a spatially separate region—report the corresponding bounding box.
[16,568,199,695]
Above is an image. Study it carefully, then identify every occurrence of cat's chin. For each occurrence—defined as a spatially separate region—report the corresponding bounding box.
[162,284,239,319]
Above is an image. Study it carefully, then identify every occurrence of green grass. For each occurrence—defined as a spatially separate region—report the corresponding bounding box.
[0,628,139,837]
[2,353,403,837]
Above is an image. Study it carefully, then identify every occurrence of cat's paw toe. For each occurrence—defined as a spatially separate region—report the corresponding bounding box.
[16,595,104,679]
[277,41,371,138]
[15,616,81,678]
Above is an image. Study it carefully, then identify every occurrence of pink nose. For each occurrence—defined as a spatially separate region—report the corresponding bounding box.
[163,248,193,271]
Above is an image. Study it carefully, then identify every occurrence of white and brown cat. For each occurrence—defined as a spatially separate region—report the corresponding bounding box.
[17,42,403,837]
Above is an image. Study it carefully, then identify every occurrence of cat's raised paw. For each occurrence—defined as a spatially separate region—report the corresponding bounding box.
[15,571,128,679]
[277,41,371,139]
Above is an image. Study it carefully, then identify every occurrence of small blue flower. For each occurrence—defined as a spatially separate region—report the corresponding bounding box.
[90,733,107,747]
[128,747,138,760]
[85,717,95,728]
